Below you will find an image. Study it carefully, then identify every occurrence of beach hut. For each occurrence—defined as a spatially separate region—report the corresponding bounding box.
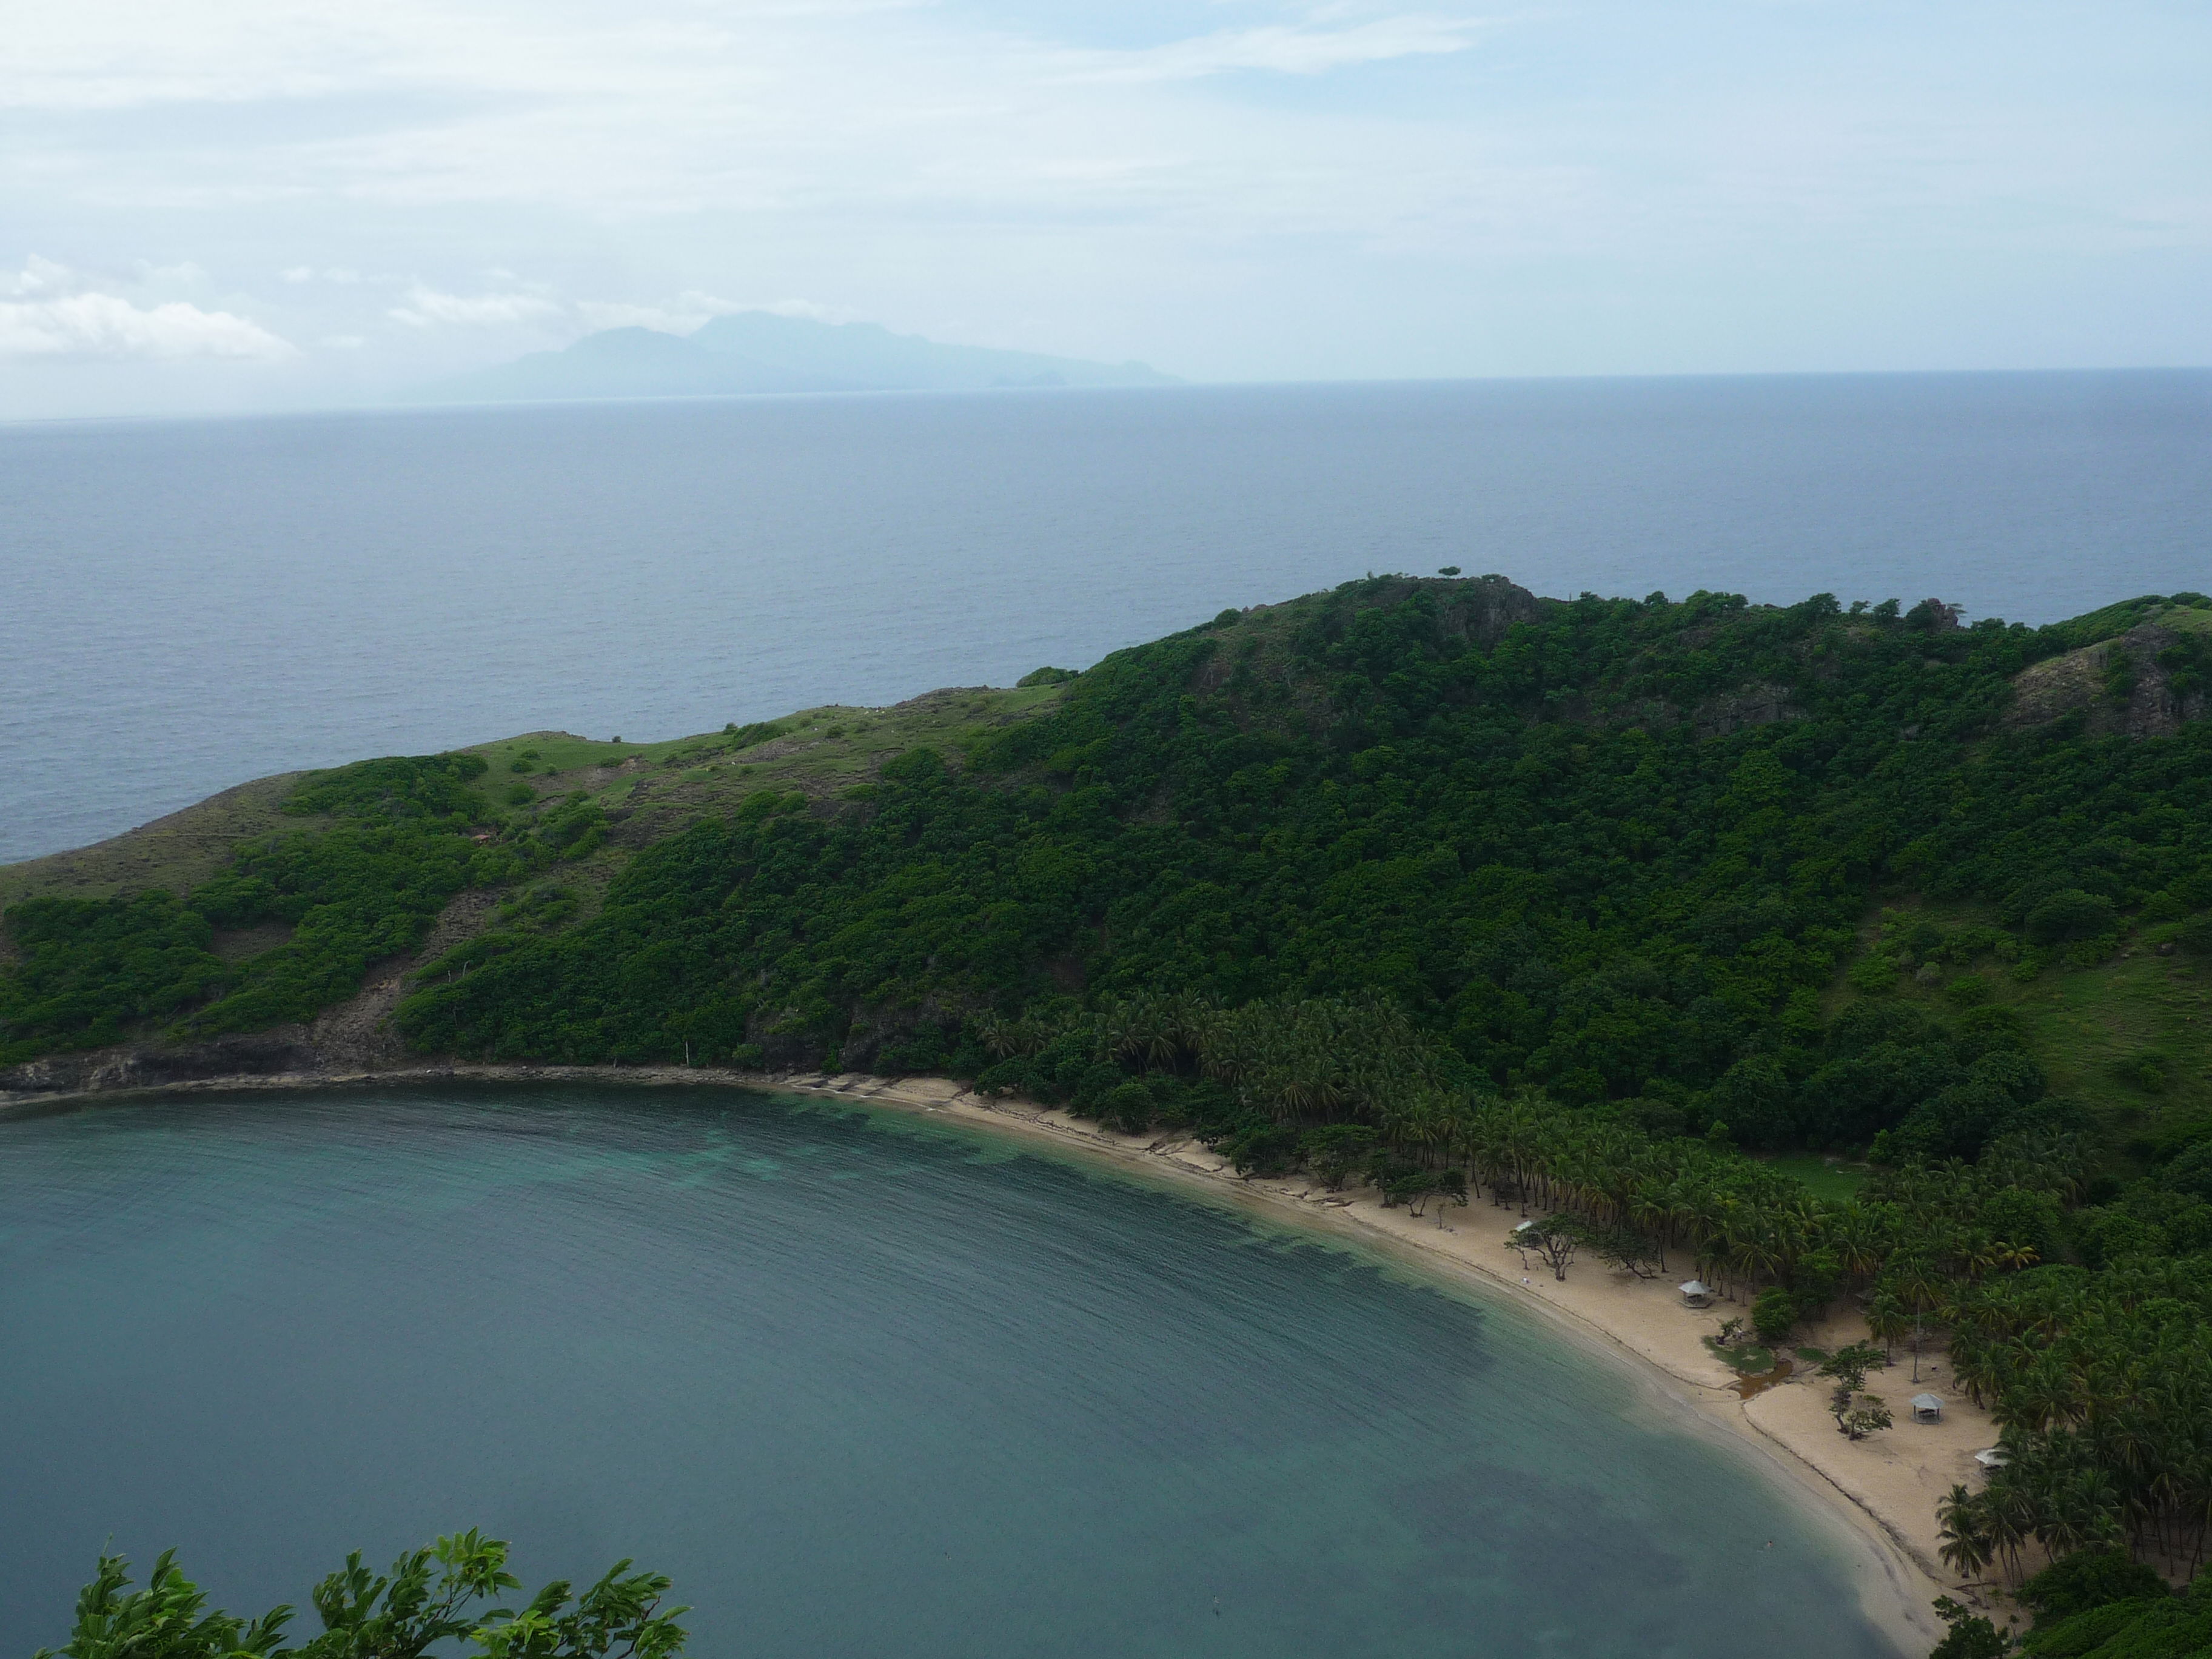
[1678,1279,1713,1308]
[1974,1449,2009,1471]
[1911,1393,1945,1423]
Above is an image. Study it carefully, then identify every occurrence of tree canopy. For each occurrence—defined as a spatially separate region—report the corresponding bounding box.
[33,1532,685,1659]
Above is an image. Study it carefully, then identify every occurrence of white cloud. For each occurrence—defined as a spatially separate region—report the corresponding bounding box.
[1065,14,1483,83]
[574,290,851,333]
[572,296,729,335]
[0,265,294,360]
[387,281,840,338]
[126,258,210,285]
[4,255,81,298]
[280,264,315,283]
[388,283,565,327]
[752,298,850,323]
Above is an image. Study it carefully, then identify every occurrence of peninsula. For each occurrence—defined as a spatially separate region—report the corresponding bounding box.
[7,575,2212,1657]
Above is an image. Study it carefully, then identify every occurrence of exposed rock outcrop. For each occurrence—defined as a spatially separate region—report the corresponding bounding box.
[1,1031,321,1102]
[1691,682,1805,739]
[2006,621,2210,739]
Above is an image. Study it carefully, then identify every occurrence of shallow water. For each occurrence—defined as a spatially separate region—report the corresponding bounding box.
[4,370,2208,862]
[0,1085,1894,1658]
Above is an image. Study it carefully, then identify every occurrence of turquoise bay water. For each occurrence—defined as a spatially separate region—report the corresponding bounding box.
[0,1087,1894,1657]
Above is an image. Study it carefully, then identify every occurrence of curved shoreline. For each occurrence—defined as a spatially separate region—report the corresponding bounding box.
[5,1061,1960,1654]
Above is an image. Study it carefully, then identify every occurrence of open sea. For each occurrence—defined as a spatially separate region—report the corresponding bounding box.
[2,370,2208,863]
[0,1085,1899,1659]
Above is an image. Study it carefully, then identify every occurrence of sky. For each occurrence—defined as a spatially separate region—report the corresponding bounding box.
[3,0,2208,418]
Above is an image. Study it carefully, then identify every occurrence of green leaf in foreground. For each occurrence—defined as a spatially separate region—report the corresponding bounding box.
[33,1533,687,1659]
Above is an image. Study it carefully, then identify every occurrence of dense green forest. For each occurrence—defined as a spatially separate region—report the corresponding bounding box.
[8,575,2212,1654]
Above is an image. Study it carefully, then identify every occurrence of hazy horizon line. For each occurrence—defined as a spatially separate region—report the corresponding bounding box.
[7,361,2210,434]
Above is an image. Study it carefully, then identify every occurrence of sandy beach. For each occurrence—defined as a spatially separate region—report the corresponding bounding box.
[7,1060,2000,1653]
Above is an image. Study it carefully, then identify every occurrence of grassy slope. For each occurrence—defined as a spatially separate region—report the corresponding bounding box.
[470,681,1070,831]
[1837,891,2212,1178]
[1985,952,2210,1165]
[1757,1153,1870,1202]
[0,682,1071,974]
[0,775,319,916]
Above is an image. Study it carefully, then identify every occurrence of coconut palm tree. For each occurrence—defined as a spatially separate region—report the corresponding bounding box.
[1866,1289,1911,1364]
[1937,1486,1994,1582]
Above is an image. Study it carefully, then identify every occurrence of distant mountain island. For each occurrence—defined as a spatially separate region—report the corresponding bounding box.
[427,312,1180,403]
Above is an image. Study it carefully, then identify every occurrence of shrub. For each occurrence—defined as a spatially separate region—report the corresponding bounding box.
[2111,1052,2170,1093]
[1752,1285,1798,1344]
[1214,1118,1299,1175]
[1788,1248,1843,1319]
[2024,890,2117,945]
[972,1059,1035,1098]
[1299,1124,1378,1188]
[2020,1547,2168,1623]
[1099,1079,1155,1133]
[1848,957,1897,993]
[2160,1143,2212,1203]
[286,753,489,820]
[1928,1597,2011,1658]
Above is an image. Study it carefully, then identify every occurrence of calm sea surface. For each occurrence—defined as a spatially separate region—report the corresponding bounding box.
[2,370,2208,863]
[0,1086,1896,1658]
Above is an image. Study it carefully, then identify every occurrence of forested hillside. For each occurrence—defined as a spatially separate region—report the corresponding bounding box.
[7,574,2212,1155]
[390,578,2212,1150]
[9,574,2212,1648]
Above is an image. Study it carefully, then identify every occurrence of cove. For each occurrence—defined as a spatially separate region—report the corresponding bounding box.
[0,1085,1897,1657]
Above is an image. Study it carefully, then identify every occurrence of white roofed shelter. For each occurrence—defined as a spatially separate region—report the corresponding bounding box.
[1911,1393,1945,1422]
[1678,1279,1712,1308]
